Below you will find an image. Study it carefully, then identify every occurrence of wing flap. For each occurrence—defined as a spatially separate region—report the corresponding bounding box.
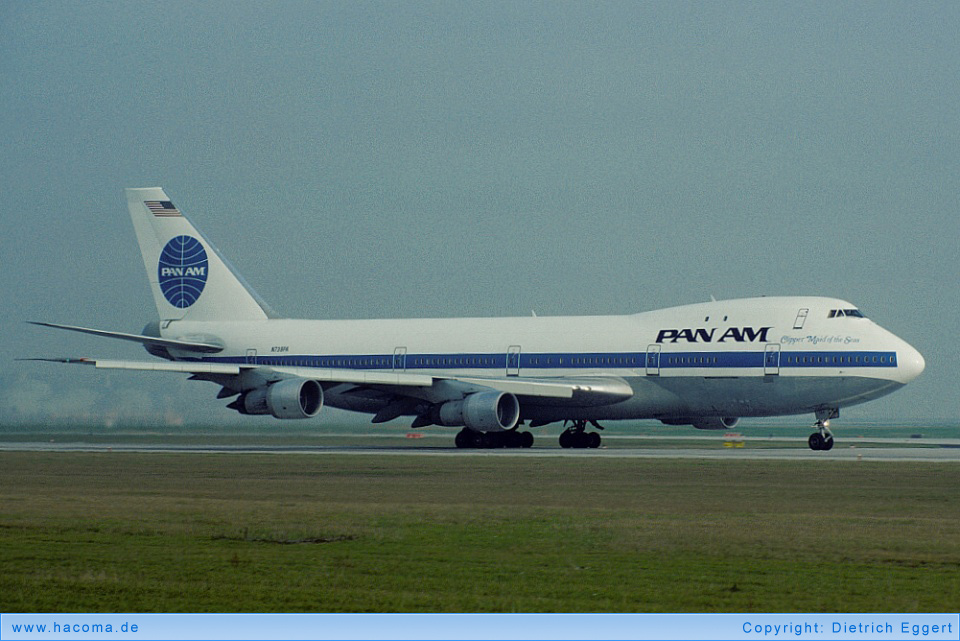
[264,366,435,387]
[448,375,633,405]
[444,376,574,399]
[94,359,241,374]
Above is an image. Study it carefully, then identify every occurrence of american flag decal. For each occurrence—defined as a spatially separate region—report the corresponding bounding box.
[145,200,182,217]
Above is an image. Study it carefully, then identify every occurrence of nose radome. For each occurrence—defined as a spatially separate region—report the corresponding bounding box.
[899,343,925,383]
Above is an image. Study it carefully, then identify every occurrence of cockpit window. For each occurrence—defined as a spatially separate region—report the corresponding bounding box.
[828,309,866,319]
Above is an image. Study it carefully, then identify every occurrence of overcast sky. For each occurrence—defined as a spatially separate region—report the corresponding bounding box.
[1,1,957,427]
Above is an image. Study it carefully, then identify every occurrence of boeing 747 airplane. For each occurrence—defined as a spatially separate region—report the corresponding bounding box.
[29,188,925,450]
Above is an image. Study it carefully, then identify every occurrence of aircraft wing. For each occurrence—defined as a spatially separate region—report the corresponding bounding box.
[25,357,632,407]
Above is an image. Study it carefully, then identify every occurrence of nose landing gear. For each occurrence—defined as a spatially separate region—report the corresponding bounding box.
[808,409,838,451]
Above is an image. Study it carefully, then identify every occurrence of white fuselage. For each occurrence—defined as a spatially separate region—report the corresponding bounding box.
[163,295,924,424]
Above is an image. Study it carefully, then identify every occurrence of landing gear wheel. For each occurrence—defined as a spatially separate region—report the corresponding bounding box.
[496,430,534,448]
[480,431,501,448]
[507,430,534,448]
[808,412,836,451]
[808,433,825,451]
[573,431,589,448]
[520,431,534,448]
[458,428,534,449]
[455,428,483,449]
[558,421,602,449]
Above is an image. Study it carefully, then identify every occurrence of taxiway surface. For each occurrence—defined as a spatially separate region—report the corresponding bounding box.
[2,439,958,462]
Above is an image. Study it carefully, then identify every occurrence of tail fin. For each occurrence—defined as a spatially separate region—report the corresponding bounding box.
[126,187,275,322]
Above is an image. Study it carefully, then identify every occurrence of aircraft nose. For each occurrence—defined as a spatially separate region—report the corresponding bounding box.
[898,343,925,383]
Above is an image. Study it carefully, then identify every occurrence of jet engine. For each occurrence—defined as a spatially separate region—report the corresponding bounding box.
[236,378,323,419]
[692,416,739,431]
[438,391,520,431]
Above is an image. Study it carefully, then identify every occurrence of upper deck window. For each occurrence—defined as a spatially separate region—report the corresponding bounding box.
[828,309,866,319]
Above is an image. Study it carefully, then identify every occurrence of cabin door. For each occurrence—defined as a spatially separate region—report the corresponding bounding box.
[764,344,781,375]
[645,344,661,376]
[393,347,407,371]
[507,345,521,376]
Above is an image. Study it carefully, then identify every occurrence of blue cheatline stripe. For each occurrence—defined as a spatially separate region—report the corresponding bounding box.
[195,350,898,370]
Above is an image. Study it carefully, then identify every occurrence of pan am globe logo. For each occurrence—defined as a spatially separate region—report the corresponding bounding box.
[158,235,209,308]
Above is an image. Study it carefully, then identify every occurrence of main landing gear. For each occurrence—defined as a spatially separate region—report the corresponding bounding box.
[808,409,838,451]
[454,427,534,449]
[558,420,603,449]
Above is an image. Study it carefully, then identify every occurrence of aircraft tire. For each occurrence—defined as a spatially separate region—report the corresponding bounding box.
[455,429,472,449]
[588,432,601,448]
[481,431,500,448]
[568,431,587,449]
[808,433,824,450]
[520,431,534,448]
[456,428,485,449]
[822,436,834,451]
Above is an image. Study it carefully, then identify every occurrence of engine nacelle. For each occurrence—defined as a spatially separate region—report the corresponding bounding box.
[692,416,739,431]
[438,391,520,431]
[242,378,323,419]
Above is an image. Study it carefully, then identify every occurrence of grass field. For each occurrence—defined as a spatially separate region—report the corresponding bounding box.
[1,451,958,612]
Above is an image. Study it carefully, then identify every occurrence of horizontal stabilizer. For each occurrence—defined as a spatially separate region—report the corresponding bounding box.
[16,357,97,364]
[28,321,224,353]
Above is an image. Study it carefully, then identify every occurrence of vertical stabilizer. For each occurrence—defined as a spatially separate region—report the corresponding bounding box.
[126,187,274,322]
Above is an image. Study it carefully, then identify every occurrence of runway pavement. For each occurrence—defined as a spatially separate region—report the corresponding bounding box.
[2,437,958,462]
